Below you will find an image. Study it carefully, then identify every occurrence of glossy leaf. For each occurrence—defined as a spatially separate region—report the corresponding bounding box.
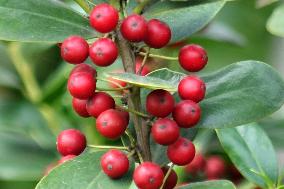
[0,0,96,42]
[177,180,236,189]
[144,1,226,42]
[216,124,278,188]
[267,4,284,37]
[36,151,134,189]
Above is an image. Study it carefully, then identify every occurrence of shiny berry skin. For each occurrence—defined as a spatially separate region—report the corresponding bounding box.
[146,89,175,117]
[57,129,86,156]
[58,155,76,164]
[89,38,118,67]
[184,153,206,175]
[70,63,97,77]
[172,100,201,128]
[161,167,178,189]
[178,75,206,102]
[86,92,115,118]
[96,109,128,139]
[101,150,129,179]
[151,118,179,145]
[205,156,226,180]
[121,14,147,42]
[67,72,96,99]
[89,3,119,33]
[178,44,208,72]
[61,36,89,64]
[116,107,130,125]
[72,98,90,117]
[144,19,171,49]
[133,162,164,189]
[167,137,195,166]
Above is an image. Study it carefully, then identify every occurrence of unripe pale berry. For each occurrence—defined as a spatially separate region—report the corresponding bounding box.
[96,109,128,139]
[58,155,76,164]
[161,167,178,189]
[178,75,206,102]
[57,129,86,156]
[178,44,208,72]
[144,19,171,49]
[151,118,179,145]
[133,162,164,189]
[61,36,89,64]
[146,89,175,117]
[86,92,115,118]
[101,150,129,179]
[72,98,90,117]
[172,100,201,128]
[205,156,226,180]
[121,14,148,42]
[167,137,195,166]
[70,63,97,77]
[89,38,118,67]
[67,72,96,99]
[89,3,119,33]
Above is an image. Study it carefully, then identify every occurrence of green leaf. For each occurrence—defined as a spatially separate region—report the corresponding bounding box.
[216,123,278,188]
[177,180,236,189]
[267,4,284,37]
[0,0,96,42]
[143,1,226,42]
[36,151,134,189]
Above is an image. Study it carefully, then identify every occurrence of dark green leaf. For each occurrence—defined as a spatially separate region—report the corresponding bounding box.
[36,151,134,189]
[0,0,96,42]
[216,123,278,188]
[177,180,236,189]
[267,4,284,37]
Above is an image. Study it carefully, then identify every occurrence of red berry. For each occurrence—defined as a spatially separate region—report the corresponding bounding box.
[89,38,118,67]
[178,44,208,72]
[136,59,150,76]
[70,63,97,77]
[167,137,195,166]
[86,92,115,118]
[146,89,175,117]
[96,109,128,139]
[121,14,147,42]
[61,36,89,64]
[172,100,201,128]
[184,153,206,176]
[67,72,96,99]
[89,3,119,33]
[72,98,90,117]
[57,129,86,156]
[205,156,226,180]
[145,19,171,49]
[161,167,178,189]
[151,118,179,145]
[116,107,130,125]
[178,75,206,102]
[101,150,129,179]
[58,155,76,164]
[133,162,164,189]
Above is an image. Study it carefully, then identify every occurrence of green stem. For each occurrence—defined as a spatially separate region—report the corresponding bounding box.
[139,52,178,61]
[74,0,91,13]
[137,47,150,75]
[125,129,136,146]
[133,0,150,14]
[127,150,136,158]
[88,145,129,150]
[96,86,131,92]
[117,105,150,119]
[160,163,174,189]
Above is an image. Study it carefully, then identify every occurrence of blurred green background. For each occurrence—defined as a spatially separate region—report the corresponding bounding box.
[0,0,283,188]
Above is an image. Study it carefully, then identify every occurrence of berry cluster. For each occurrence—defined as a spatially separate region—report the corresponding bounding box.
[54,2,209,189]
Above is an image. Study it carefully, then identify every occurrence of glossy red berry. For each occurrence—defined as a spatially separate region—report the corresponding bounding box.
[145,19,171,49]
[172,100,201,128]
[72,98,90,117]
[146,89,175,117]
[133,162,164,189]
[121,14,147,42]
[184,153,206,176]
[161,167,178,189]
[167,137,195,166]
[61,36,89,64]
[86,92,115,118]
[178,75,206,102]
[101,150,129,179]
[58,155,76,164]
[205,156,226,180]
[70,63,97,77]
[151,118,179,145]
[116,107,130,125]
[67,72,96,99]
[96,109,128,139]
[57,129,86,156]
[89,3,119,33]
[89,38,118,67]
[178,44,208,72]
